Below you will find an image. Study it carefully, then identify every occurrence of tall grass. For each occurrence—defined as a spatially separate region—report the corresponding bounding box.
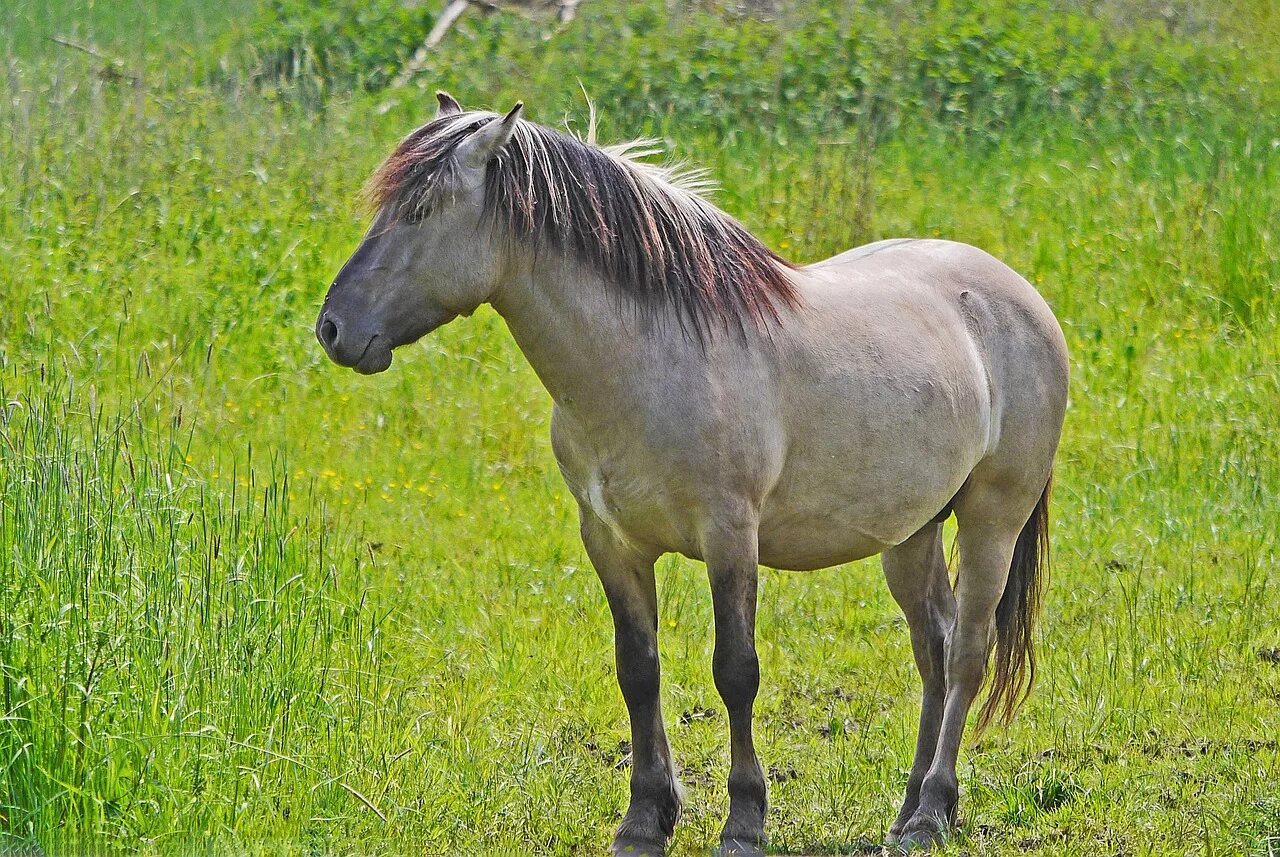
[0,369,391,850]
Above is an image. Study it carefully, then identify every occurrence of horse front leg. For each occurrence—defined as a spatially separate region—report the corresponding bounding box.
[580,510,682,857]
[704,523,767,853]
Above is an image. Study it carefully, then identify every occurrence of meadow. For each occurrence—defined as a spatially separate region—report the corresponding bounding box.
[1,1,1278,854]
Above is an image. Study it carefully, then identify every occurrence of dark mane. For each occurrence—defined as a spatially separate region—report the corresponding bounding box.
[368,112,799,338]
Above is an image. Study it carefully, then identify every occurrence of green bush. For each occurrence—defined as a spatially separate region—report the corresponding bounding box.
[233,0,439,91]
[223,0,1246,135]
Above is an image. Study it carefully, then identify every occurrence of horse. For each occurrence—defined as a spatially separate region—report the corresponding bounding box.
[315,92,1069,855]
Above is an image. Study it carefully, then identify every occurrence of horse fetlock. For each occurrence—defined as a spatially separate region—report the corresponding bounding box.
[720,814,766,846]
[896,818,947,852]
[898,801,955,851]
[917,772,959,822]
[727,763,767,804]
[896,783,956,850]
[721,781,767,846]
[625,771,683,839]
[655,783,683,837]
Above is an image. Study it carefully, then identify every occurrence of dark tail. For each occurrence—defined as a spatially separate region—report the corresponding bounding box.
[976,474,1052,732]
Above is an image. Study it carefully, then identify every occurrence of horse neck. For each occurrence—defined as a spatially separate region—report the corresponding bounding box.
[489,247,692,411]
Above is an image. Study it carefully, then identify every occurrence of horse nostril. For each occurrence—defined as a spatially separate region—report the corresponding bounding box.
[319,318,339,349]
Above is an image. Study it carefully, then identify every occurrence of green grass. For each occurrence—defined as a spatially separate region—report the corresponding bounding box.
[1,0,259,63]
[2,2,1279,855]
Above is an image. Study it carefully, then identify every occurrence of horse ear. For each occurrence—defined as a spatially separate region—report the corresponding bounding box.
[454,102,523,169]
[435,91,462,119]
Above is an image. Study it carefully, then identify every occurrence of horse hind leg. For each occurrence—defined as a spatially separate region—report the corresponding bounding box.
[881,522,955,845]
[898,472,1051,849]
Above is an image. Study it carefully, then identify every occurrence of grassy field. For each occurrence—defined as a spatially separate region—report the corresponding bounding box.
[2,1,1279,855]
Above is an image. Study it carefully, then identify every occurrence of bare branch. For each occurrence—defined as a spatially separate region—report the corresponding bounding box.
[390,0,471,90]
[389,0,590,90]
[48,35,140,86]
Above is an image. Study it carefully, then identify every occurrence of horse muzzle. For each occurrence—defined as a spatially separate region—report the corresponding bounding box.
[315,307,393,375]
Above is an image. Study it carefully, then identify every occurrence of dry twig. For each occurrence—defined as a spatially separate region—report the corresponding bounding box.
[49,35,141,86]
[389,0,589,90]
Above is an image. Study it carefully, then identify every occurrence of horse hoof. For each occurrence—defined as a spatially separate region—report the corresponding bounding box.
[610,837,666,857]
[896,820,946,852]
[714,837,765,857]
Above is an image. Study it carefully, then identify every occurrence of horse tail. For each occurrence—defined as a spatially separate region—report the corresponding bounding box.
[976,473,1051,732]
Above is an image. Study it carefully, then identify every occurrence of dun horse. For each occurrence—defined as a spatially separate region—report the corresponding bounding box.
[316,93,1068,854]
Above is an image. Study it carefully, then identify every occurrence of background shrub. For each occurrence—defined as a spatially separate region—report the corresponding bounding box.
[225,0,1251,135]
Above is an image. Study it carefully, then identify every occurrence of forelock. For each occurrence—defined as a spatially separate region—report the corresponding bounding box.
[364,111,495,218]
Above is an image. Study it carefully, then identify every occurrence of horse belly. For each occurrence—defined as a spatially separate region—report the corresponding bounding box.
[756,455,966,570]
[757,523,890,570]
[756,378,986,571]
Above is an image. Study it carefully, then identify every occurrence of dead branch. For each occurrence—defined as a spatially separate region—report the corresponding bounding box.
[49,35,141,86]
[389,0,589,90]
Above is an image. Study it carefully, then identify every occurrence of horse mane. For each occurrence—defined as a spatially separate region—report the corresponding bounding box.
[367,111,799,338]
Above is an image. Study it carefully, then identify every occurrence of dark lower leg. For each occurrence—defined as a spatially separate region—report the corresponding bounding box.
[580,513,680,855]
[709,561,766,846]
[613,618,681,848]
[903,653,980,845]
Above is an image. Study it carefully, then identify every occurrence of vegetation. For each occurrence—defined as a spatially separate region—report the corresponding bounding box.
[226,0,1268,133]
[1,0,1277,854]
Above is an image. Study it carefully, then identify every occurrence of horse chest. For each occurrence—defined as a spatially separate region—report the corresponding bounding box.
[550,405,705,554]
